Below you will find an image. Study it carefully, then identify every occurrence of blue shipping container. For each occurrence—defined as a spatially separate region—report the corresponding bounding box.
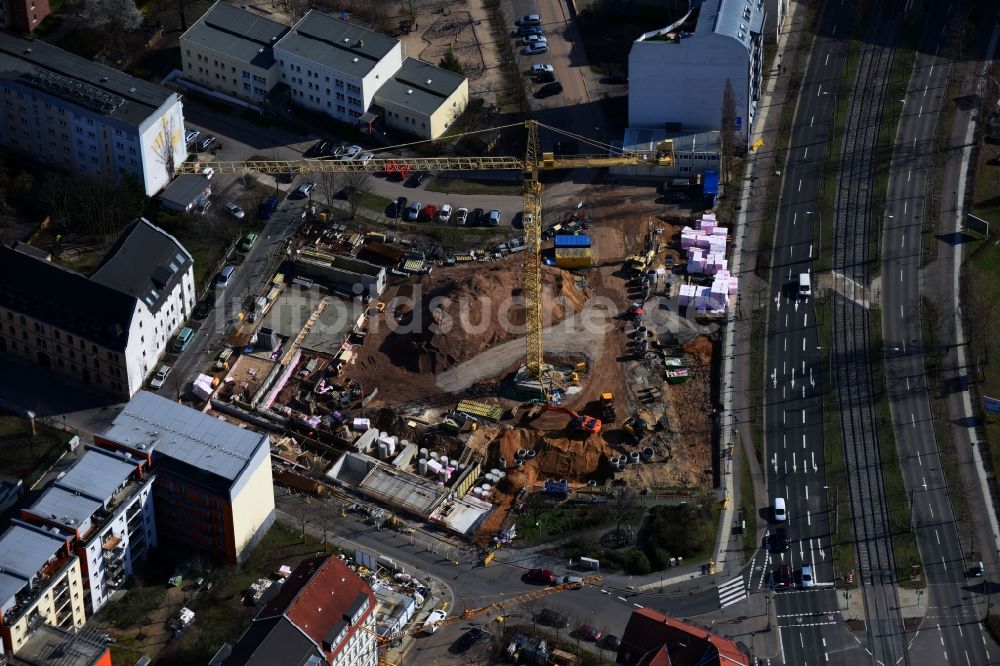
[554,234,591,248]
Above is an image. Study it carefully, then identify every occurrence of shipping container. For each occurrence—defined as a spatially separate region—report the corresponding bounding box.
[554,234,591,248]
[554,247,594,269]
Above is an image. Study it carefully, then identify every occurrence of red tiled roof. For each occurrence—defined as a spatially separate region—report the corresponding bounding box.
[618,608,749,666]
[258,555,375,662]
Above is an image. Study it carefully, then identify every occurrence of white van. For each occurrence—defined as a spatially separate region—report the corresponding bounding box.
[798,272,811,298]
[773,497,787,522]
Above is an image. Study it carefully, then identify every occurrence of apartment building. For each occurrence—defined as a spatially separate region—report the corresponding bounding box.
[222,555,378,666]
[274,10,401,124]
[373,57,468,140]
[0,30,186,196]
[21,448,156,615]
[94,391,275,566]
[0,218,195,398]
[0,525,86,656]
[0,0,51,33]
[628,0,765,142]
[180,1,289,104]
[180,5,468,139]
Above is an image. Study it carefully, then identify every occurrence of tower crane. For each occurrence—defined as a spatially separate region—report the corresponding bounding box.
[177,120,673,397]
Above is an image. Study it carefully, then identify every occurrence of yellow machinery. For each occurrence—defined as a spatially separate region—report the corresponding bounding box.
[177,121,664,392]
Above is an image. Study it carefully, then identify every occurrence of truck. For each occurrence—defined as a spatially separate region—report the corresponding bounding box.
[600,392,616,422]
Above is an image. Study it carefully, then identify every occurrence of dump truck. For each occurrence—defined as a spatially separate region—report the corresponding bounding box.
[600,392,616,422]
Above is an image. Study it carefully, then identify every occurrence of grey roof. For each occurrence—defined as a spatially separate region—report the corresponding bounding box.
[0,573,24,606]
[223,617,319,666]
[55,449,136,504]
[26,486,102,531]
[101,391,269,482]
[374,57,465,117]
[274,10,398,78]
[15,624,110,666]
[0,525,65,580]
[695,0,764,45]
[0,30,176,127]
[91,218,192,315]
[181,2,289,70]
[0,244,136,350]
[159,174,211,208]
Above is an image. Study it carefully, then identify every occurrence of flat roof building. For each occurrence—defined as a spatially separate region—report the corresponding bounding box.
[95,391,274,565]
[373,57,469,140]
[157,173,212,213]
[628,0,765,142]
[293,249,387,298]
[0,31,187,196]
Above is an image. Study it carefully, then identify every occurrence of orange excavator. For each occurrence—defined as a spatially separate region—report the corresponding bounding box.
[541,405,602,434]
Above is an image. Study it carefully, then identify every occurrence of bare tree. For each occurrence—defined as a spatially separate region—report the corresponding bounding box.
[342,171,374,219]
[611,486,637,544]
[315,171,341,209]
[720,79,739,186]
[85,0,144,32]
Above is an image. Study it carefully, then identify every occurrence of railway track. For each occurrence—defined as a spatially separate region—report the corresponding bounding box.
[830,6,907,665]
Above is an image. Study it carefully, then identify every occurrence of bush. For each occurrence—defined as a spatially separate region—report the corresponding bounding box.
[601,548,651,575]
[640,503,716,560]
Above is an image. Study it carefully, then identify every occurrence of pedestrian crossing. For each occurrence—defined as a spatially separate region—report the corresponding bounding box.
[718,575,747,609]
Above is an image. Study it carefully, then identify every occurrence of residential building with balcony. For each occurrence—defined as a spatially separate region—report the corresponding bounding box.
[0,30,187,196]
[221,555,377,666]
[20,447,156,615]
[94,391,275,566]
[628,0,765,142]
[0,218,195,399]
[0,524,85,657]
[179,1,289,104]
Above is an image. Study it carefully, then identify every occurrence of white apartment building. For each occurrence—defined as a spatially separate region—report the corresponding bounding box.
[628,0,765,142]
[180,1,289,104]
[0,31,187,196]
[0,525,86,657]
[0,218,195,398]
[274,10,402,123]
[21,448,156,615]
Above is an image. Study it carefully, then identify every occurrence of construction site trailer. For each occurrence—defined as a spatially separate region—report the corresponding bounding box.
[553,234,591,248]
[456,400,504,422]
[554,247,594,269]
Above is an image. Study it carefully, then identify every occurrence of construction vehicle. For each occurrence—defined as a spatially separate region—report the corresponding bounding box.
[177,121,669,400]
[600,392,616,422]
[525,404,601,433]
[623,414,651,439]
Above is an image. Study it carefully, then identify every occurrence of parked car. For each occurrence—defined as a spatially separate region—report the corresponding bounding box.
[224,201,245,220]
[453,207,469,226]
[514,26,544,38]
[522,34,546,46]
[575,625,603,642]
[531,63,555,82]
[436,203,453,223]
[800,563,814,588]
[294,182,316,198]
[392,196,408,218]
[359,152,374,165]
[516,13,542,26]
[201,166,215,180]
[304,140,329,158]
[773,497,787,522]
[258,195,279,219]
[193,294,215,319]
[184,129,200,145]
[340,145,363,160]
[536,81,563,98]
[419,204,438,221]
[150,365,171,389]
[405,201,423,221]
[238,232,258,252]
[522,41,549,55]
[776,564,792,589]
[197,135,216,152]
[487,209,502,226]
[405,171,429,187]
[536,608,568,628]
[194,200,211,216]
[472,208,485,226]
[525,568,556,584]
[450,628,482,654]
[597,634,620,651]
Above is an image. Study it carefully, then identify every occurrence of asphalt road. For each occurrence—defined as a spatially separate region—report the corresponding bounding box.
[881,3,991,665]
[763,1,870,663]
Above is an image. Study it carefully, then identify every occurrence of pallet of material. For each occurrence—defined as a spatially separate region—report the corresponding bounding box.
[456,400,504,422]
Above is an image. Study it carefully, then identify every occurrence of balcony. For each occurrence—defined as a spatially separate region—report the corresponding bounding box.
[2,554,75,628]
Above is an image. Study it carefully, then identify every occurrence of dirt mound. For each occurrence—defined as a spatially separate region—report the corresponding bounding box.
[494,428,611,486]
[683,336,714,366]
[379,260,589,373]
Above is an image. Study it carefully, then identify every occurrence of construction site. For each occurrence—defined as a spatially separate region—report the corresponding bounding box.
[179,124,736,561]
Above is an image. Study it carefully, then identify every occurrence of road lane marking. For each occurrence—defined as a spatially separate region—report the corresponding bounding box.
[807,510,811,525]
[794,212,798,225]
[901,269,903,282]
[805,485,809,500]
[804,147,809,158]
[817,84,823,97]
[908,169,912,182]
[784,338,788,351]
[798,179,802,192]
[802,409,806,423]
[803,434,807,449]
[924,85,928,97]
[919,105,923,118]
[942,556,947,571]
[901,305,904,320]
[809,244,813,258]
[912,413,916,427]
[804,313,808,326]
[811,115,815,126]
[718,575,747,608]
[904,201,908,214]
[929,503,934,518]
[825,53,830,66]
[802,338,806,351]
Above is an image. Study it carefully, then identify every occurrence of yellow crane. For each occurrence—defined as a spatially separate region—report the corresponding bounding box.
[177,120,672,393]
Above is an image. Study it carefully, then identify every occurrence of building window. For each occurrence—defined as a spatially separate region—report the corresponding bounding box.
[336,104,346,114]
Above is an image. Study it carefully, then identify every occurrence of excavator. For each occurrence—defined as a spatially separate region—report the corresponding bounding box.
[524,403,601,434]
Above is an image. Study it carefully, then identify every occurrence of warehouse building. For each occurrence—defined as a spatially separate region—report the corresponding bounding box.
[94,391,275,566]
[0,31,187,196]
[628,0,765,142]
